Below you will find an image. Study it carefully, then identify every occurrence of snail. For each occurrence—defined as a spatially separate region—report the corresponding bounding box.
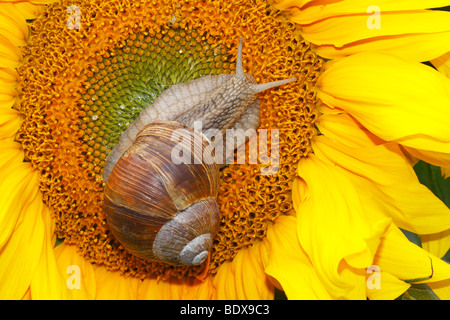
[102,38,296,266]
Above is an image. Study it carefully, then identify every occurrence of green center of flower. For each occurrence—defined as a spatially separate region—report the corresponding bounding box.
[81,30,231,173]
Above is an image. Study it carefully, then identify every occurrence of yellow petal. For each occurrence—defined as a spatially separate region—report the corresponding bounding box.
[0,141,23,171]
[315,32,450,62]
[12,2,44,20]
[271,0,314,9]
[287,4,450,61]
[0,34,22,68]
[139,276,215,300]
[29,0,59,4]
[374,225,450,283]
[318,52,450,154]
[431,51,450,79]
[301,10,450,45]
[294,154,390,298]
[212,241,274,299]
[316,112,384,149]
[420,230,450,259]
[0,81,18,104]
[288,1,450,24]
[29,204,70,299]
[93,265,140,300]
[0,108,22,140]
[0,68,18,109]
[428,279,450,299]
[0,67,18,85]
[366,270,410,300]
[54,243,96,299]
[4,0,57,4]
[264,215,333,299]
[442,166,450,179]
[313,128,450,234]
[0,192,45,299]
[22,287,31,300]
[0,163,39,248]
[403,146,450,171]
[0,3,29,46]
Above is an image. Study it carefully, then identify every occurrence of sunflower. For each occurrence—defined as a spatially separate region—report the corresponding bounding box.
[1,0,450,300]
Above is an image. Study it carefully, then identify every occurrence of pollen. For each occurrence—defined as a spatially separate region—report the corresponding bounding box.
[17,0,321,279]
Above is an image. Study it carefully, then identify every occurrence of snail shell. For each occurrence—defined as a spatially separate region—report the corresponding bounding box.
[102,38,296,266]
[104,121,220,265]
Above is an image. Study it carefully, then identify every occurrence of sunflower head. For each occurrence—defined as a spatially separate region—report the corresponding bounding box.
[16,0,321,280]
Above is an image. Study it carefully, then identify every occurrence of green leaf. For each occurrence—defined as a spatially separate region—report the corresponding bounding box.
[54,236,65,248]
[413,161,450,209]
[396,284,440,300]
[442,249,450,264]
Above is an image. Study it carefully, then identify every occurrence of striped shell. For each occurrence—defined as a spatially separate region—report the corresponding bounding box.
[104,122,220,265]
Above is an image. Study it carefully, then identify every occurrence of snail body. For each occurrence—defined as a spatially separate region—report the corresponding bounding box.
[103,39,296,265]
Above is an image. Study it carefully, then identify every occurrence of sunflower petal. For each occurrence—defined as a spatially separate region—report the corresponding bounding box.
[0,163,39,248]
[287,0,450,25]
[315,32,450,63]
[0,67,18,85]
[0,141,23,170]
[264,215,333,299]
[4,0,57,4]
[315,112,384,148]
[442,167,450,179]
[29,205,70,299]
[0,87,19,108]
[428,279,450,299]
[366,270,410,300]
[404,146,450,171]
[0,34,22,68]
[313,119,450,234]
[0,3,29,46]
[318,52,450,154]
[92,265,140,300]
[139,276,215,300]
[0,108,21,140]
[301,10,450,46]
[374,225,450,283]
[420,230,450,260]
[212,241,274,299]
[0,193,45,299]
[29,0,59,4]
[12,2,44,20]
[280,2,450,61]
[54,243,96,299]
[431,51,450,79]
[294,154,390,298]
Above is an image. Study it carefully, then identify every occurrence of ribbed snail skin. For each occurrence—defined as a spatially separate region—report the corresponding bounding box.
[103,121,220,264]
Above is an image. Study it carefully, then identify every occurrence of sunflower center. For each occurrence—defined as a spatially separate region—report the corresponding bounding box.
[17,0,322,279]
